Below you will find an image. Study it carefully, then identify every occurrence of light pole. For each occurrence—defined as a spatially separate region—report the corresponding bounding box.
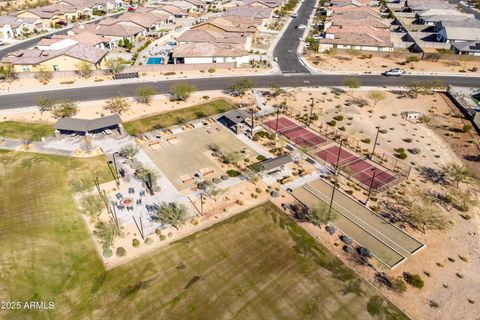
[370,126,381,159]
[334,139,344,174]
[309,97,314,127]
[327,177,337,221]
[365,168,377,206]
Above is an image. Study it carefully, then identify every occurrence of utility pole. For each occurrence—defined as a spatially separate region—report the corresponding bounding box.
[309,97,314,127]
[365,168,377,206]
[370,126,381,159]
[334,139,344,174]
[328,178,337,221]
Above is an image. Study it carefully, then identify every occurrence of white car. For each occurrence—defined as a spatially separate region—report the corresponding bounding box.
[0,41,4,46]
[298,24,306,29]
[291,13,298,18]
[383,68,404,76]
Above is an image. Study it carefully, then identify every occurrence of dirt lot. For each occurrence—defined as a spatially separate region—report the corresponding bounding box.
[268,88,459,170]
[304,51,480,74]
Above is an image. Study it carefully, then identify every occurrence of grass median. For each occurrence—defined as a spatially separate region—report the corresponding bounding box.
[124,98,235,135]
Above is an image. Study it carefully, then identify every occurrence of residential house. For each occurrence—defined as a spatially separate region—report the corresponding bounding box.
[224,6,273,27]
[0,15,43,39]
[416,9,474,26]
[436,20,480,43]
[452,42,480,56]
[242,0,284,9]
[318,25,394,51]
[136,7,175,24]
[37,31,110,50]
[154,4,184,18]
[191,16,262,41]
[1,41,107,72]
[73,22,145,47]
[176,28,251,50]
[403,0,454,12]
[172,42,249,65]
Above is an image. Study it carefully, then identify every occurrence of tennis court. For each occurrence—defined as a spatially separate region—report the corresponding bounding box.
[264,117,326,148]
[316,145,397,190]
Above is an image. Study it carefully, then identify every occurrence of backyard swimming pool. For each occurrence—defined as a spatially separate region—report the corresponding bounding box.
[146,57,164,65]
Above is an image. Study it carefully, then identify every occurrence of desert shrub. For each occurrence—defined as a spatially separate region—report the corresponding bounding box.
[132,239,141,248]
[404,272,424,289]
[155,228,161,235]
[116,247,126,257]
[226,170,241,177]
[103,248,113,258]
[343,245,354,253]
[403,138,413,143]
[361,138,371,144]
[159,234,166,241]
[256,155,268,161]
[408,147,421,154]
[357,247,372,258]
[145,238,153,245]
[340,235,352,245]
[327,120,337,127]
[325,225,336,235]
[463,124,472,132]
[236,199,244,205]
[391,276,407,294]
[333,115,344,121]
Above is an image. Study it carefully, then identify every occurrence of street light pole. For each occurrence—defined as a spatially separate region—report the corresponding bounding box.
[334,139,344,174]
[328,178,337,221]
[309,97,314,127]
[370,126,381,159]
[365,168,377,206]
[275,106,280,134]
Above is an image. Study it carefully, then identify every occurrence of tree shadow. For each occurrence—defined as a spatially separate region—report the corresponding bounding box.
[418,166,449,185]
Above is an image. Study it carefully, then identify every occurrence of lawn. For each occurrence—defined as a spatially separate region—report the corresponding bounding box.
[123,98,235,135]
[0,121,54,141]
[0,151,407,319]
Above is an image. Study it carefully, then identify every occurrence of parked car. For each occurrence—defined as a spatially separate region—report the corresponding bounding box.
[383,68,404,76]
[298,24,306,29]
[0,41,4,46]
[291,13,298,18]
[127,7,135,11]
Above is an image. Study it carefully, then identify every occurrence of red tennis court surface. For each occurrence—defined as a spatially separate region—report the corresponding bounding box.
[264,117,326,147]
[316,145,397,190]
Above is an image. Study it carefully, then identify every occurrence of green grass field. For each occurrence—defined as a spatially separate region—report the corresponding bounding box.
[0,151,408,320]
[123,98,235,135]
[0,121,54,141]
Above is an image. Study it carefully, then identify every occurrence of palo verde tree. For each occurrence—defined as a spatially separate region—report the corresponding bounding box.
[135,85,156,105]
[51,100,79,118]
[367,90,386,107]
[154,202,189,230]
[442,162,477,188]
[104,96,131,114]
[169,82,197,101]
[119,143,140,159]
[228,78,253,97]
[36,96,56,115]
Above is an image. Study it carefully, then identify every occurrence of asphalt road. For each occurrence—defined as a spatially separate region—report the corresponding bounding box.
[273,0,316,73]
[1,74,479,109]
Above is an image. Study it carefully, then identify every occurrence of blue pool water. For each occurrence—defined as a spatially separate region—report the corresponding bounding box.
[146,57,163,65]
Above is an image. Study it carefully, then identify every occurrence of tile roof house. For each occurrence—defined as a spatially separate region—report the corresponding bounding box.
[1,42,107,72]
[319,25,394,51]
[0,15,43,39]
[73,22,145,47]
[223,6,273,26]
[242,0,284,9]
[37,31,109,49]
[191,16,262,41]
[176,29,251,50]
[172,42,249,65]
[437,24,480,43]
